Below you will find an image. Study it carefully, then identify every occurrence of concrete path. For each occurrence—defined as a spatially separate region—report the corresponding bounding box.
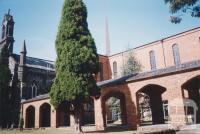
[177,124,200,134]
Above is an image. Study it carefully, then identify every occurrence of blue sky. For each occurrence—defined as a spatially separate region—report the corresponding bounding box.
[0,0,199,61]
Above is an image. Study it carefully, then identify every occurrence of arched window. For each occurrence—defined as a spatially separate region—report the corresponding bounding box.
[99,62,104,81]
[1,25,5,39]
[149,50,157,70]
[113,61,117,78]
[172,44,181,66]
[31,83,38,98]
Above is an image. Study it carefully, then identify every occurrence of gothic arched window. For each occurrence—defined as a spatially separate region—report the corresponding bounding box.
[149,50,157,70]
[172,44,181,66]
[113,61,117,78]
[1,25,5,39]
[31,83,38,98]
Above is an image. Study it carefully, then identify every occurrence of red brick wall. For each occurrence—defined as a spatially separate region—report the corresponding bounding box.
[108,28,200,76]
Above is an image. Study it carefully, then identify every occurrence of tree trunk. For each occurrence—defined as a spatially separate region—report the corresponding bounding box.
[74,102,83,134]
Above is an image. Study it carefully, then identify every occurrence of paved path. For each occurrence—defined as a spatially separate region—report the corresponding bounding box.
[177,124,200,134]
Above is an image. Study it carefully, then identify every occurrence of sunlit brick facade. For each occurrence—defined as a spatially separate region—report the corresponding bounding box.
[1,12,200,130]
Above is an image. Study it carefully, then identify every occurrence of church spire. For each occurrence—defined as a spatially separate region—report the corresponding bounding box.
[21,40,27,54]
[20,40,27,66]
[105,17,111,56]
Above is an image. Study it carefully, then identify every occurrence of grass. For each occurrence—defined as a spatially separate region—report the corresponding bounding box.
[0,127,136,134]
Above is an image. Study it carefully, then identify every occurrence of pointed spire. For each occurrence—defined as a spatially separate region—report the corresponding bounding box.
[21,40,27,54]
[105,17,111,56]
[8,9,11,15]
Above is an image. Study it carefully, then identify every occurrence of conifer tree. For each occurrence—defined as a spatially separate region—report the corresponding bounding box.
[164,0,200,23]
[50,0,99,133]
[122,51,141,76]
[0,45,11,128]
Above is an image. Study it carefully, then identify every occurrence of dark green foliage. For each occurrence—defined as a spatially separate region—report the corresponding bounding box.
[122,52,142,76]
[19,116,24,131]
[50,0,99,107]
[164,0,200,23]
[0,45,12,128]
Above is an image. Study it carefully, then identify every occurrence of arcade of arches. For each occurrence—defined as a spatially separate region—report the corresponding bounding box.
[22,69,200,130]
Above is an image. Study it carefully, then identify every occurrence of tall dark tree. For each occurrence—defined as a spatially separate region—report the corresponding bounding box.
[50,0,99,133]
[0,45,11,128]
[164,0,200,23]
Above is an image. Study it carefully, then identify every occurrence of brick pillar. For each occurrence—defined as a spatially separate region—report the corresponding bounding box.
[35,106,40,128]
[22,104,26,128]
[94,98,105,130]
[70,114,75,128]
[126,93,138,129]
[168,87,187,127]
[51,107,57,128]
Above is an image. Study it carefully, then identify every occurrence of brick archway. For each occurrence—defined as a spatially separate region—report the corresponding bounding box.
[182,75,200,123]
[136,84,166,125]
[102,91,127,127]
[25,105,35,128]
[56,101,70,127]
[39,103,51,127]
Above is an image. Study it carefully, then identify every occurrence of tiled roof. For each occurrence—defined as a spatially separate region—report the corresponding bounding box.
[22,94,49,103]
[97,73,137,88]
[12,54,54,70]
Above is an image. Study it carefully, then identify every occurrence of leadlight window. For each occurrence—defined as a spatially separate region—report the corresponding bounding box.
[149,50,156,70]
[113,61,117,78]
[31,83,38,98]
[1,25,5,39]
[172,44,181,66]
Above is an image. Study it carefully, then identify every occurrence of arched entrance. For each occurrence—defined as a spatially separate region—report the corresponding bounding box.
[182,76,200,123]
[39,103,51,127]
[56,101,70,127]
[102,91,127,127]
[26,105,35,128]
[137,84,167,125]
[82,98,95,125]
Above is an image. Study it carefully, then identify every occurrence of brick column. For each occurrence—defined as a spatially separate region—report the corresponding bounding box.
[168,86,187,127]
[22,104,26,128]
[35,106,40,128]
[126,92,139,129]
[94,98,104,130]
[51,107,57,128]
[70,114,75,128]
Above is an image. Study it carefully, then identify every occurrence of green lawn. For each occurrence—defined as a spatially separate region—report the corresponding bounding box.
[0,128,135,134]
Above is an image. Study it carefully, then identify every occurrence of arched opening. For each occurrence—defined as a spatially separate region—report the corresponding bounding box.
[137,84,167,125]
[102,91,127,127]
[25,105,35,128]
[39,103,51,127]
[182,76,200,123]
[56,101,70,127]
[82,97,95,126]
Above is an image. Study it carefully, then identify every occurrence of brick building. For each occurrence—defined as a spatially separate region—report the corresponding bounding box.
[1,12,200,129]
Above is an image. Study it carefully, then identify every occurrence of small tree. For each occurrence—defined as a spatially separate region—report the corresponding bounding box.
[164,0,200,23]
[0,45,11,128]
[50,0,99,133]
[122,51,142,76]
[19,116,24,131]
